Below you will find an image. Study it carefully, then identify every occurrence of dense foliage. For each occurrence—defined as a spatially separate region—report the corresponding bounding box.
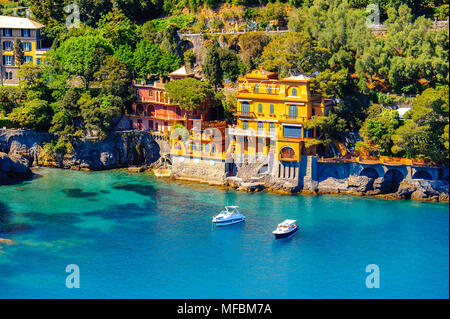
[1,0,448,163]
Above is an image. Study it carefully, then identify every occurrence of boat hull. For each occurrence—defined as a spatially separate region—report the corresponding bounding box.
[213,218,245,226]
[273,226,299,239]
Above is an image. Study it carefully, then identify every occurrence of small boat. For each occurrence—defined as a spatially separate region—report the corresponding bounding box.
[212,206,246,226]
[272,219,299,239]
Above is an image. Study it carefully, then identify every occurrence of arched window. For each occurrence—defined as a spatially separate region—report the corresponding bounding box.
[254,84,259,93]
[270,104,274,114]
[280,146,296,160]
[211,145,216,153]
[258,103,263,113]
[291,88,297,96]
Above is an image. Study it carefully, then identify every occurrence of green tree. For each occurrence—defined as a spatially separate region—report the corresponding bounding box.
[78,92,121,140]
[51,35,114,89]
[133,40,181,78]
[97,8,139,49]
[18,63,47,100]
[0,86,24,116]
[359,105,401,155]
[164,77,213,112]
[9,99,53,131]
[261,32,330,77]
[202,43,223,89]
[392,86,449,162]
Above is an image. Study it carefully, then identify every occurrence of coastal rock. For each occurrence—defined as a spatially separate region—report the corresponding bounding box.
[1,130,161,171]
[317,177,348,194]
[397,179,448,201]
[347,175,374,193]
[372,177,391,194]
[0,152,32,184]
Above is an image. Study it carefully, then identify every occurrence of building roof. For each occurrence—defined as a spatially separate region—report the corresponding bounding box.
[244,68,278,80]
[0,15,44,30]
[169,65,195,77]
[281,73,315,82]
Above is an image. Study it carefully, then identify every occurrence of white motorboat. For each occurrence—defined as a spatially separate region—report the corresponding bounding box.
[212,206,246,226]
[272,219,299,239]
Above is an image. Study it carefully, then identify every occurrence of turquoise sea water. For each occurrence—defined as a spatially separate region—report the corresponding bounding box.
[0,168,448,299]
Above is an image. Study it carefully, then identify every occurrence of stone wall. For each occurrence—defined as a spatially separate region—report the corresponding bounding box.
[171,155,226,184]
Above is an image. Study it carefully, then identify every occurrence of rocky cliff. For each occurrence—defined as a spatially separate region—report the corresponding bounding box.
[0,129,161,172]
[0,152,33,185]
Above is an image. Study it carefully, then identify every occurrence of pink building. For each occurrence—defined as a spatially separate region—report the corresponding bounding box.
[127,66,211,132]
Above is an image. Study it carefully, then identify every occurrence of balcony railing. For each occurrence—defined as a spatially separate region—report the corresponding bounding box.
[227,127,277,138]
[234,111,256,118]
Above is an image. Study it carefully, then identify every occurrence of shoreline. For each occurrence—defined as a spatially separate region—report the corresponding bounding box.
[131,167,450,203]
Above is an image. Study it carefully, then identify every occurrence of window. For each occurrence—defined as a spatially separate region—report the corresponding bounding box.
[312,108,315,116]
[268,86,272,94]
[288,105,298,119]
[291,88,297,96]
[283,126,302,138]
[269,122,275,132]
[257,122,264,131]
[3,41,13,51]
[243,121,249,130]
[22,29,31,37]
[241,84,245,90]
[204,144,210,153]
[3,55,14,66]
[241,102,250,115]
[36,58,42,65]
[25,56,33,63]
[270,104,274,114]
[211,145,216,153]
[304,128,314,138]
[254,84,259,93]
[4,72,12,80]
[22,42,32,51]
[3,29,12,37]
[258,103,263,113]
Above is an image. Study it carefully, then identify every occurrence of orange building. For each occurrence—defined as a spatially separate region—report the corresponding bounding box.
[127,66,211,132]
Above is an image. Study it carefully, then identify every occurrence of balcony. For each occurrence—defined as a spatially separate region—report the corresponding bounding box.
[234,111,256,118]
[227,127,277,138]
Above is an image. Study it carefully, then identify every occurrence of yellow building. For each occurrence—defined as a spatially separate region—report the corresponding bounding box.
[0,15,48,85]
[229,68,334,162]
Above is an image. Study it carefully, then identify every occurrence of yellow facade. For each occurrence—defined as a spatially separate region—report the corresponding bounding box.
[231,68,334,162]
[1,16,47,85]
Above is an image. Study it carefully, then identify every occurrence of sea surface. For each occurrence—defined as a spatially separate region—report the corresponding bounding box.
[0,168,448,299]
